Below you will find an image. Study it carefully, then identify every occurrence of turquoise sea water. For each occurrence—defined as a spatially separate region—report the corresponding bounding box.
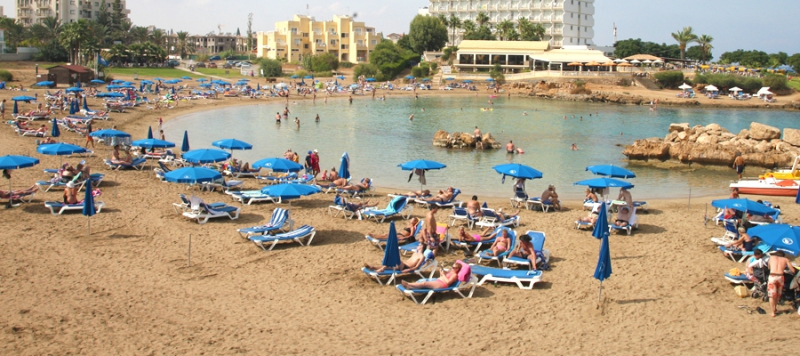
[163,96,800,199]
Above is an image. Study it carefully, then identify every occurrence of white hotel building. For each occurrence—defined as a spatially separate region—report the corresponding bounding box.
[426,0,595,48]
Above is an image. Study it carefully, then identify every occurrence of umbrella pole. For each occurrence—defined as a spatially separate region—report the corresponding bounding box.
[87,216,91,236]
[188,234,192,267]
[598,280,603,302]
[688,188,691,209]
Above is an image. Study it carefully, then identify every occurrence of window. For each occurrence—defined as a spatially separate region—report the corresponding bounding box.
[508,55,524,66]
[370,39,377,45]
[459,54,474,64]
[70,0,75,4]
[570,25,573,30]
[571,13,573,18]
[492,55,506,65]
[570,38,573,43]
[304,44,308,49]
[475,54,490,65]
[69,9,75,14]
[329,39,337,45]
[291,27,297,34]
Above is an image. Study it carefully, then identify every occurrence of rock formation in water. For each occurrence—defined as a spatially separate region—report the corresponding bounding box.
[622,122,800,168]
[433,130,502,149]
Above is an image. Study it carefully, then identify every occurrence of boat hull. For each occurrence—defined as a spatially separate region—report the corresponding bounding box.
[735,187,798,197]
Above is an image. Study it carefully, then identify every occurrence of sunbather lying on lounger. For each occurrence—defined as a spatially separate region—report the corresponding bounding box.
[613,206,632,227]
[507,234,537,270]
[453,226,489,242]
[401,262,461,289]
[394,189,431,197]
[724,227,755,252]
[423,187,454,203]
[578,204,601,224]
[495,208,520,222]
[230,158,259,173]
[341,177,371,191]
[369,217,420,243]
[365,244,427,273]
[484,229,511,256]
[330,178,349,188]
[0,185,37,199]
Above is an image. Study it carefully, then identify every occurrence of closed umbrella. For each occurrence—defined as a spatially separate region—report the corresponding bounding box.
[747,224,800,256]
[339,152,350,180]
[253,157,303,172]
[181,131,190,153]
[586,165,636,179]
[164,167,222,184]
[592,201,613,301]
[51,118,60,138]
[82,179,97,236]
[146,126,153,139]
[182,149,231,164]
[13,101,18,115]
[82,96,89,111]
[382,222,402,269]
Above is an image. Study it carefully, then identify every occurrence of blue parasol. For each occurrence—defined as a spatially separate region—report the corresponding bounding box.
[260,183,321,200]
[50,118,60,138]
[82,96,89,111]
[0,155,40,169]
[574,177,634,189]
[711,198,777,216]
[37,143,87,156]
[12,96,36,102]
[586,165,636,179]
[90,79,105,84]
[181,131,190,152]
[365,78,375,82]
[13,101,18,115]
[486,78,495,81]
[196,78,208,82]
[405,75,415,79]
[36,81,54,86]
[463,80,473,83]
[146,126,153,139]
[253,157,303,172]
[131,138,175,149]
[493,163,543,181]
[212,138,253,151]
[290,75,300,79]
[181,76,192,80]
[164,167,222,184]
[90,129,131,139]
[82,179,96,236]
[399,160,446,171]
[182,149,231,164]
[747,224,800,256]
[339,152,350,180]
[382,221,402,268]
[66,87,84,93]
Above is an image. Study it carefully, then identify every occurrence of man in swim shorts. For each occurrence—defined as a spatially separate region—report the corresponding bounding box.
[423,205,440,255]
[364,244,427,273]
[733,154,745,179]
[506,140,515,153]
[767,251,795,317]
[474,126,483,149]
[541,185,561,211]
[466,195,483,217]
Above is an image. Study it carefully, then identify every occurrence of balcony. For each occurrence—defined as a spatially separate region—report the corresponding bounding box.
[36,1,51,8]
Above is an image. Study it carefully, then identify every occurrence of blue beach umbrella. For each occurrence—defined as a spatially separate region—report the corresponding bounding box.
[486,78,495,82]
[51,118,60,138]
[339,152,350,180]
[12,96,36,102]
[253,157,303,172]
[146,126,153,139]
[399,160,446,171]
[182,149,231,164]
[82,179,96,236]
[0,155,40,202]
[493,163,543,182]
[463,80,473,83]
[164,167,222,184]
[181,131,190,152]
[574,177,634,190]
[405,75,415,79]
[96,92,125,98]
[111,79,124,84]
[422,78,431,82]
[199,83,212,88]
[82,96,89,111]
[303,75,313,79]
[66,87,84,93]
[90,129,131,139]
[747,224,800,256]
[106,85,122,89]
[131,138,175,149]
[365,78,375,82]
[711,198,777,216]
[290,75,300,79]
[212,138,253,151]
[382,221,402,268]
[90,79,105,84]
[153,77,164,81]
[181,76,192,80]
[586,165,636,179]
[261,183,321,200]
[36,81,54,86]
[37,143,87,156]
[197,78,208,82]
[445,77,454,81]
[593,202,613,301]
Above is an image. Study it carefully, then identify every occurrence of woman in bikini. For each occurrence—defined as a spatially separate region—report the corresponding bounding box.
[401,262,462,290]
[369,217,420,243]
[453,226,484,243]
[485,229,511,256]
[63,181,79,204]
[507,234,537,270]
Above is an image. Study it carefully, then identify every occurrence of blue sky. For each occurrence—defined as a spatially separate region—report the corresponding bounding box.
[2,0,798,56]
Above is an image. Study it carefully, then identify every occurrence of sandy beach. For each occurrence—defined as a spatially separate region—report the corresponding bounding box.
[1,63,798,355]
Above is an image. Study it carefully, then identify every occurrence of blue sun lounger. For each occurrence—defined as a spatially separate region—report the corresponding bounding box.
[237,208,294,238]
[396,275,478,305]
[476,227,517,265]
[249,225,316,251]
[182,200,241,224]
[362,258,438,285]
[724,273,751,285]
[470,265,543,290]
[502,231,548,268]
[719,242,770,263]
[370,220,424,251]
[414,188,463,208]
[361,196,413,223]
[448,207,481,229]
[474,208,520,229]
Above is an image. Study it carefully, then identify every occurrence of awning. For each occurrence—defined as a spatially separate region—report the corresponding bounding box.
[529,49,612,64]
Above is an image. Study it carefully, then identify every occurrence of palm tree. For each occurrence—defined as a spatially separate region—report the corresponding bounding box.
[150,29,166,50]
[496,20,514,41]
[696,34,713,63]
[108,43,127,64]
[461,20,477,38]
[176,31,194,59]
[58,20,91,63]
[129,26,149,44]
[447,14,462,46]
[671,26,698,61]
[476,12,490,28]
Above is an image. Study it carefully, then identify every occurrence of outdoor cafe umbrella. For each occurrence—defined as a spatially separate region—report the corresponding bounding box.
[253,157,303,172]
[678,83,692,90]
[50,118,60,138]
[0,155,39,207]
[747,224,800,256]
[382,221,402,269]
[164,166,221,184]
[338,152,351,180]
[592,202,612,301]
[586,165,636,179]
[493,163,543,182]
[567,61,583,66]
[181,131,190,153]
[82,179,97,236]
[729,87,743,93]
[182,149,231,164]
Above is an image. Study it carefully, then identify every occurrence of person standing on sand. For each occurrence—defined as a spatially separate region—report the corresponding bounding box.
[766,251,795,317]
[733,154,745,179]
[349,96,353,104]
[423,205,440,256]
[311,150,320,177]
[0,99,6,120]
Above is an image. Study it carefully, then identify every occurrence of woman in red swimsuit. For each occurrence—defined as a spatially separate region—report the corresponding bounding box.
[401,263,462,289]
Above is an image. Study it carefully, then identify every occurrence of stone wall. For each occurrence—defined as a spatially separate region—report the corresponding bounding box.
[622,122,800,168]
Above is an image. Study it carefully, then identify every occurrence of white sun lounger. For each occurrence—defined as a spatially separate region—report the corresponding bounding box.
[237,208,293,238]
[44,201,105,215]
[470,265,543,290]
[362,259,438,286]
[230,190,281,205]
[396,275,478,305]
[182,198,240,224]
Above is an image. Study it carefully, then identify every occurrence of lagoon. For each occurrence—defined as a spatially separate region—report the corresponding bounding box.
[163,96,800,199]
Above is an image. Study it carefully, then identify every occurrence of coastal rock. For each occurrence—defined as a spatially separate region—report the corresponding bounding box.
[669,123,690,132]
[749,122,781,140]
[696,134,719,145]
[432,130,501,149]
[737,129,750,139]
[665,131,679,142]
[784,128,800,146]
[621,139,670,160]
[677,132,688,141]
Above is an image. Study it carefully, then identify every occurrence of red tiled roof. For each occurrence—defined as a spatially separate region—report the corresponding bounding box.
[48,65,92,73]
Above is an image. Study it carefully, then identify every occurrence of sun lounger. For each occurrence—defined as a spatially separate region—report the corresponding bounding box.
[249,225,316,251]
[470,265,543,290]
[400,222,452,254]
[171,194,226,214]
[0,185,38,206]
[237,208,294,238]
[609,207,639,235]
[724,272,752,285]
[502,231,549,269]
[510,190,528,209]
[414,188,463,208]
[525,197,559,212]
[396,275,478,305]
[201,179,243,193]
[361,196,413,223]
[448,207,481,229]
[719,242,770,263]
[230,190,281,205]
[474,208,520,229]
[476,227,517,265]
[36,178,87,192]
[337,178,374,198]
[367,220,424,251]
[328,195,358,219]
[224,166,260,179]
[388,193,432,200]
[710,219,739,246]
[256,172,295,185]
[362,258,438,285]
[182,201,241,224]
[44,200,105,215]
[104,157,146,170]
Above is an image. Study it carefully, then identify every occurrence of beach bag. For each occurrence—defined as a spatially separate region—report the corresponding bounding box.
[734,285,749,298]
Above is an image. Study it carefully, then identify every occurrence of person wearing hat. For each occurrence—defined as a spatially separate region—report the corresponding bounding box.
[304,151,313,173]
[63,181,79,204]
[311,149,320,177]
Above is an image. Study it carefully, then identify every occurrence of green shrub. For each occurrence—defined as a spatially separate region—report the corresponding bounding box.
[653,71,684,89]
[353,63,378,81]
[339,62,355,68]
[693,73,764,93]
[763,74,788,91]
[0,70,12,81]
[411,66,429,78]
[259,58,283,77]
[294,70,309,78]
[489,63,505,83]
[313,71,332,78]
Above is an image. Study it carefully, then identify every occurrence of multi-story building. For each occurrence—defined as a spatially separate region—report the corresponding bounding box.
[166,32,249,56]
[256,14,383,63]
[426,0,595,48]
[15,0,130,26]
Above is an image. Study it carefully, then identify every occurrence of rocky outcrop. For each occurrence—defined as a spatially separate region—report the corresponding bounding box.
[433,130,501,149]
[622,122,800,168]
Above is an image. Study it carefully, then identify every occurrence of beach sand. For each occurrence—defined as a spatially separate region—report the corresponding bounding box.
[1,65,798,354]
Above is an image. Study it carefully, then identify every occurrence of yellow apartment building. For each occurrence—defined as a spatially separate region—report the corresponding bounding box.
[256,14,383,64]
